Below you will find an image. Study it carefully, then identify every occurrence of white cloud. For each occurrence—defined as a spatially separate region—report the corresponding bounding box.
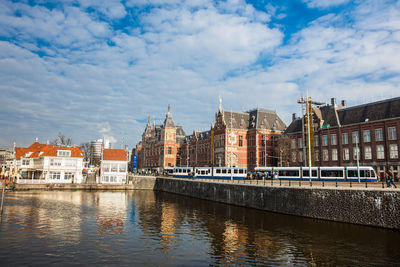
[302,0,350,9]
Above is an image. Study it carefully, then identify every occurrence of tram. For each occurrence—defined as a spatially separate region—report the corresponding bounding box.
[254,166,378,182]
[171,167,247,180]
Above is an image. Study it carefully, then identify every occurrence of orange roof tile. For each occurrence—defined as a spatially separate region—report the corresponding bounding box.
[15,142,83,159]
[103,149,127,161]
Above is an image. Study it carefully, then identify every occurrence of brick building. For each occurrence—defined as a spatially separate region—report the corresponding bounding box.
[140,105,186,172]
[285,97,400,179]
[138,100,286,171]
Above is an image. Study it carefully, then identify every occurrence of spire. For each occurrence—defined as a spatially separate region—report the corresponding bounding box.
[163,104,175,128]
[218,97,222,113]
[147,116,151,126]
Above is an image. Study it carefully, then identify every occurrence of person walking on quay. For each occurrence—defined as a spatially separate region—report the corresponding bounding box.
[388,169,397,188]
[385,170,397,188]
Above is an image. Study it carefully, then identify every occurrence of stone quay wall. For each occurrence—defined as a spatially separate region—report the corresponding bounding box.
[154,177,400,230]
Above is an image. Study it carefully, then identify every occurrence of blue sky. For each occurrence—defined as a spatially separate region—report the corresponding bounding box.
[1,0,399,148]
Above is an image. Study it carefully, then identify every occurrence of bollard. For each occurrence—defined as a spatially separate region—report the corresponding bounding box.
[322,180,325,187]
[271,179,273,186]
[336,179,338,187]
[365,181,368,188]
[299,180,301,187]
[257,180,258,185]
[280,180,282,186]
[264,180,265,186]
[350,180,352,188]
[382,181,385,188]
[289,180,291,186]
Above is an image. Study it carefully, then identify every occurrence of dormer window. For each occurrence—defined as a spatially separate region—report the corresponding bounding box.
[58,150,71,157]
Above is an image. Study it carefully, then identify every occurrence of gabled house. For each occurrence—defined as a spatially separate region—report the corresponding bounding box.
[100,149,128,183]
[12,141,84,183]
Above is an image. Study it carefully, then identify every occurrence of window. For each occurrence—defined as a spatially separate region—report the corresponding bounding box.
[314,150,319,161]
[332,148,338,161]
[375,129,383,141]
[168,147,172,154]
[298,138,303,148]
[65,160,76,167]
[363,130,371,143]
[322,135,328,146]
[111,164,118,172]
[261,135,266,146]
[377,145,385,159]
[64,172,74,180]
[291,139,296,149]
[314,136,319,147]
[353,147,360,160]
[364,146,372,160]
[388,127,397,140]
[298,151,303,162]
[343,148,349,161]
[239,135,243,147]
[331,134,337,145]
[342,133,349,145]
[352,131,359,143]
[103,164,110,172]
[50,159,62,166]
[119,164,126,172]
[323,149,329,161]
[22,159,30,166]
[291,152,296,162]
[49,172,61,179]
[57,150,71,157]
[390,144,398,159]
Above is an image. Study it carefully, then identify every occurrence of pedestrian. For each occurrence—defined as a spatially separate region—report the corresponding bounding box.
[385,171,391,187]
[388,169,397,188]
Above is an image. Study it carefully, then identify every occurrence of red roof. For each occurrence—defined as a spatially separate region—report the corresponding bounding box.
[15,142,83,159]
[103,149,127,161]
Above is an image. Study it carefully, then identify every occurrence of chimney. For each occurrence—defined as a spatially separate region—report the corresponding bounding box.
[341,100,347,107]
[331,98,336,106]
[292,113,297,121]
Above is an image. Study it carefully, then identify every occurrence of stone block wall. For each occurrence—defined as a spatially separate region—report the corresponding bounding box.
[154,178,400,230]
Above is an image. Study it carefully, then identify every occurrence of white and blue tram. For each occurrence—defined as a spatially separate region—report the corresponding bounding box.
[171,167,247,180]
[254,166,377,182]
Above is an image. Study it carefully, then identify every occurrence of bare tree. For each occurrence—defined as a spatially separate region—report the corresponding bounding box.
[275,135,292,167]
[79,142,91,163]
[51,132,73,146]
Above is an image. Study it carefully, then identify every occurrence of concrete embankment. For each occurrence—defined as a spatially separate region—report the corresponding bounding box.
[14,176,156,191]
[154,177,400,230]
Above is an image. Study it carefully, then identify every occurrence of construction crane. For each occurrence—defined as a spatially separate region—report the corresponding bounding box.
[297,96,325,181]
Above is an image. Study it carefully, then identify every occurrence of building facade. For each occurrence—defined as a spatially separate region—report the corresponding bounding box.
[100,149,128,183]
[11,141,84,183]
[285,97,400,180]
[138,101,286,171]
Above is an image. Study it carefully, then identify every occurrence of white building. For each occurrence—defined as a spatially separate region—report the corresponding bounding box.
[100,149,128,183]
[13,142,84,184]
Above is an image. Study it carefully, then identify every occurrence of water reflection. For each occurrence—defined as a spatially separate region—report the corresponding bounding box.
[0,190,399,266]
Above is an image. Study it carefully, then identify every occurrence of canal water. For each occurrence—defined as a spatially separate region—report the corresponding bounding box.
[0,190,399,266]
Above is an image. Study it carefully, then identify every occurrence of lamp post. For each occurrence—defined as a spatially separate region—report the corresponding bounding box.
[356,134,360,183]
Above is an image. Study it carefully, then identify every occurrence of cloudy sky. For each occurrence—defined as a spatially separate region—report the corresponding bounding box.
[1,0,399,148]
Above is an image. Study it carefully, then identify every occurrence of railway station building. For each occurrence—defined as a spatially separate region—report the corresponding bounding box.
[138,100,286,172]
[284,97,400,180]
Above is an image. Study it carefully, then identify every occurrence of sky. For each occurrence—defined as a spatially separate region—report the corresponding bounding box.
[1,0,399,149]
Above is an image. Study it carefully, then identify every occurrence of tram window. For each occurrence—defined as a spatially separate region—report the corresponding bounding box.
[222,169,227,174]
[234,169,238,174]
[239,169,243,174]
[216,169,221,174]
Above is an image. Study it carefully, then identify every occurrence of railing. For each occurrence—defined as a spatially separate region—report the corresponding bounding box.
[160,176,397,189]
[17,179,48,184]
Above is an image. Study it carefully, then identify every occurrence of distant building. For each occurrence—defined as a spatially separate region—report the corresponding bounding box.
[100,149,128,183]
[284,97,400,180]
[90,138,111,166]
[10,141,84,183]
[137,100,286,171]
